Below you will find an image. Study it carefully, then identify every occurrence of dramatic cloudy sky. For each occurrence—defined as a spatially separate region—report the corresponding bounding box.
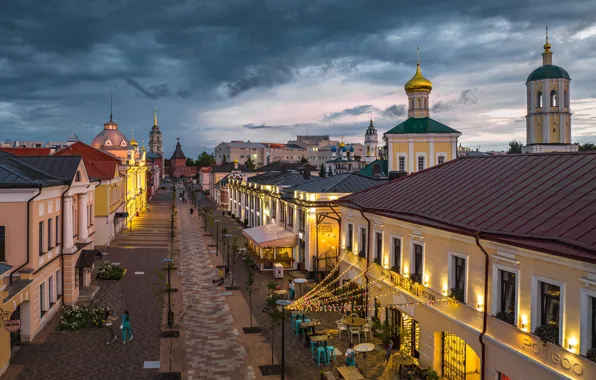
[2,0,596,158]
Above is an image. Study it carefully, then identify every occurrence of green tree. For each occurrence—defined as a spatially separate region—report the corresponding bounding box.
[244,265,259,328]
[262,281,283,365]
[245,157,256,169]
[327,166,333,177]
[221,155,228,164]
[299,155,308,164]
[185,158,196,166]
[579,143,596,151]
[508,140,523,154]
[319,164,326,177]
[196,152,217,167]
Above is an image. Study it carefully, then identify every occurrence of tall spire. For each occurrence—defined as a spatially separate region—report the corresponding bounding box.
[543,26,553,65]
[154,108,158,126]
[110,90,113,121]
[417,46,420,66]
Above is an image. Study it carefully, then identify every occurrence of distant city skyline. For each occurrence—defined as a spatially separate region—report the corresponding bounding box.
[2,1,596,158]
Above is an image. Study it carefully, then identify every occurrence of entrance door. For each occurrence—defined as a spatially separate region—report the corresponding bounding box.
[299,240,305,271]
[385,307,401,347]
[442,332,467,380]
[10,305,21,350]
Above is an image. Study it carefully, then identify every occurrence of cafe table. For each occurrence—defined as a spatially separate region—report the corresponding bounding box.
[300,319,322,341]
[337,366,365,380]
[293,278,308,298]
[354,343,375,378]
[341,315,368,327]
[392,352,417,377]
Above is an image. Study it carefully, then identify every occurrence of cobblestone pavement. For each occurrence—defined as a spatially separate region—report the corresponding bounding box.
[6,192,171,380]
[177,188,253,380]
[195,193,407,380]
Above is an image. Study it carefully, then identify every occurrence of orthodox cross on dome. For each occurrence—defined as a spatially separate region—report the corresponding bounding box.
[417,46,420,65]
[154,108,158,126]
[110,90,113,120]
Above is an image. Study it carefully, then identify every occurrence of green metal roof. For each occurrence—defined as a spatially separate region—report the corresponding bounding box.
[526,65,570,83]
[359,159,388,178]
[385,117,460,135]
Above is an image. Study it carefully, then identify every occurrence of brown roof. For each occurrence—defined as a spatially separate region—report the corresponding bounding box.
[339,152,596,263]
[0,147,52,156]
[53,141,120,180]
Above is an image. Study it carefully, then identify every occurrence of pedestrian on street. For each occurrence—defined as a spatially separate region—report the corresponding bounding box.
[103,307,117,344]
[288,279,295,300]
[121,310,133,344]
[190,208,194,215]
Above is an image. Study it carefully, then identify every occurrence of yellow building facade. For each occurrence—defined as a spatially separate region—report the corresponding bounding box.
[524,29,577,153]
[385,51,460,173]
[330,153,596,380]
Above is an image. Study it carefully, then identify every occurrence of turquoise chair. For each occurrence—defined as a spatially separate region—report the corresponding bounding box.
[326,346,336,364]
[316,346,328,367]
[309,340,317,359]
[295,320,303,337]
[291,314,297,331]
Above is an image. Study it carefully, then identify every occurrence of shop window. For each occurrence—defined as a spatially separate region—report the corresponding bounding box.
[374,232,382,263]
[359,227,367,258]
[496,269,517,325]
[392,237,401,273]
[412,244,423,283]
[39,221,45,255]
[346,223,353,251]
[449,254,466,303]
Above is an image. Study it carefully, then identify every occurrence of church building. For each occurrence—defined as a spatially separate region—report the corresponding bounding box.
[523,29,577,153]
[384,50,461,174]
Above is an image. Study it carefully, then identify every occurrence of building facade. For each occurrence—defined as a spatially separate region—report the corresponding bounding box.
[0,152,97,376]
[384,52,460,174]
[168,140,196,178]
[331,153,596,380]
[523,30,577,154]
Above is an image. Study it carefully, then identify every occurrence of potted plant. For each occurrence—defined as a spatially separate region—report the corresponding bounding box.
[379,321,396,349]
[449,287,465,303]
[373,258,381,266]
[420,368,440,380]
[358,250,366,259]
[410,273,422,284]
[390,266,400,274]
[586,348,596,363]
[534,324,559,345]
[496,311,515,325]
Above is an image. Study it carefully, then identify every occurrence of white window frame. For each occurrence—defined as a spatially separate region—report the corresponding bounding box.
[531,275,566,346]
[436,152,447,165]
[48,200,52,213]
[416,153,427,171]
[390,234,403,273]
[448,251,469,304]
[580,287,596,355]
[346,222,354,251]
[39,203,44,217]
[397,153,407,172]
[491,264,520,326]
[358,226,367,257]
[409,241,425,279]
[374,230,383,262]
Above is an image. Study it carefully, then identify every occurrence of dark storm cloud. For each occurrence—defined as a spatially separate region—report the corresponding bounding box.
[381,104,407,118]
[324,105,376,120]
[243,123,293,130]
[432,89,479,113]
[125,79,171,100]
[2,0,596,152]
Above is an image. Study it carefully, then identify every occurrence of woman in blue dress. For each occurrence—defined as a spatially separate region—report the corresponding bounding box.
[121,310,133,344]
[345,343,356,366]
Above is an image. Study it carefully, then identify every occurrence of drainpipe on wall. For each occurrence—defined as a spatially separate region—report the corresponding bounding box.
[359,209,372,318]
[9,184,43,285]
[60,182,72,300]
[474,232,489,380]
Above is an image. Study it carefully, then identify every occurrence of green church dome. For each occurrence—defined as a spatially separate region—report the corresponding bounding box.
[526,65,570,83]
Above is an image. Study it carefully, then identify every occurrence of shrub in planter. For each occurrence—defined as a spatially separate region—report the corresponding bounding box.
[390,266,400,274]
[496,311,515,325]
[56,305,104,331]
[373,258,381,266]
[96,261,126,280]
[586,348,596,363]
[449,287,465,303]
[410,273,422,284]
[534,324,559,345]
[420,368,440,380]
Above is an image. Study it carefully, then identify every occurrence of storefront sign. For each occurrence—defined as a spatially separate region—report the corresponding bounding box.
[4,320,20,333]
[522,337,583,376]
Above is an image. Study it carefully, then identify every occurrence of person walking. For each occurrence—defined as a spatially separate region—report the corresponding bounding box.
[345,343,356,366]
[288,279,295,301]
[103,307,117,344]
[190,208,194,215]
[121,310,133,344]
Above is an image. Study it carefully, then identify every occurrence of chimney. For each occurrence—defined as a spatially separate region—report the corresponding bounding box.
[303,168,311,179]
[372,163,381,178]
[388,171,408,181]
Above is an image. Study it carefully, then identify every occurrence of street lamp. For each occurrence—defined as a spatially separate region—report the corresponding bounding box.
[276,299,292,380]
[223,233,232,271]
[164,257,174,327]
[215,220,221,256]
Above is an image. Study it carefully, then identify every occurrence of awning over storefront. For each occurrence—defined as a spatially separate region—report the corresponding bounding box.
[76,250,101,269]
[242,224,297,247]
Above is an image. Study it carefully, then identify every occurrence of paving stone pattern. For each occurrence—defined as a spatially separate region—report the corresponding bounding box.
[196,193,410,380]
[6,192,171,380]
[177,189,253,380]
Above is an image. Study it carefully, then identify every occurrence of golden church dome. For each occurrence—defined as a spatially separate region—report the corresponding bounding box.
[130,137,138,147]
[404,61,433,93]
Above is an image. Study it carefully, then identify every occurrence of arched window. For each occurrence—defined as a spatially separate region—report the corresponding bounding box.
[75,171,81,182]
[417,99,421,108]
[564,90,568,107]
[537,92,543,108]
[550,91,557,107]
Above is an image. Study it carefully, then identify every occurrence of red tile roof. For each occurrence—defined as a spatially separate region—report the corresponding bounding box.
[339,152,596,263]
[53,141,120,180]
[0,147,52,156]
